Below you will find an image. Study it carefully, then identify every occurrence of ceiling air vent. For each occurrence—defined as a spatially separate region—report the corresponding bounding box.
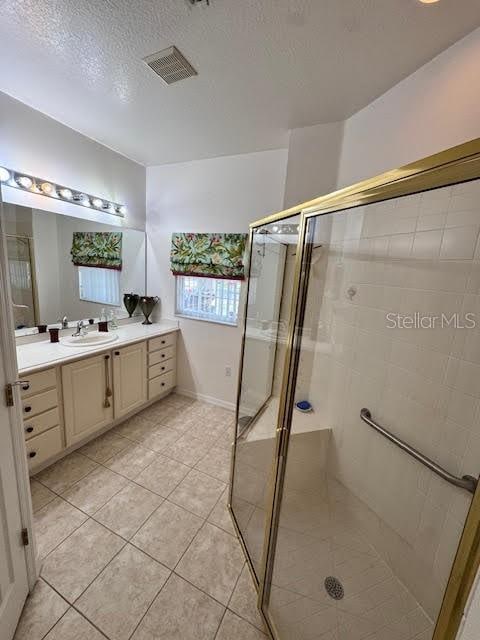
[143,46,197,84]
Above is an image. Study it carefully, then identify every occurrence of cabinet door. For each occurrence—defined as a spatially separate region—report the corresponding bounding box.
[113,342,147,419]
[62,354,113,446]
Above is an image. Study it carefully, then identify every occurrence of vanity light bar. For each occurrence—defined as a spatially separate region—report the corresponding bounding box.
[0,167,127,218]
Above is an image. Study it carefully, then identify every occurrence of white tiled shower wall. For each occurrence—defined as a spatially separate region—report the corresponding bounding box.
[301,179,480,620]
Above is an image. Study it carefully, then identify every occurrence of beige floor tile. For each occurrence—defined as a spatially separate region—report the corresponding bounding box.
[79,431,131,463]
[162,432,213,466]
[30,479,56,512]
[61,466,128,515]
[41,519,125,602]
[35,452,98,494]
[216,610,267,640]
[138,402,176,424]
[14,579,69,640]
[169,469,226,518]
[132,500,203,568]
[94,482,163,539]
[76,544,170,640]
[131,573,224,640]
[104,443,157,480]
[195,446,232,483]
[183,420,221,444]
[228,564,265,631]
[214,423,235,451]
[140,426,183,453]
[44,608,105,640]
[34,497,88,560]
[207,487,236,536]
[176,523,244,605]
[113,414,157,442]
[134,454,190,497]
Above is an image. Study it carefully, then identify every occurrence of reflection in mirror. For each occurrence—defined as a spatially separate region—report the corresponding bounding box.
[2,203,146,333]
[231,215,300,579]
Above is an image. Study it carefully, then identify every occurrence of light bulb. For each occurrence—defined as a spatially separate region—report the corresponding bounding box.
[0,167,10,182]
[92,198,103,209]
[16,175,33,189]
[118,205,127,216]
[40,182,54,195]
[419,0,440,3]
[59,188,73,200]
[79,194,91,207]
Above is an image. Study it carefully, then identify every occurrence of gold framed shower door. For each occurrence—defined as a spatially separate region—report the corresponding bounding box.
[228,138,480,640]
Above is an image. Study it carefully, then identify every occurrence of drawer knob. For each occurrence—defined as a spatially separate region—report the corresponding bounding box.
[25,426,34,433]
[161,340,166,345]
[28,451,37,459]
[161,367,165,371]
[162,354,165,358]
[22,383,30,391]
[114,351,120,356]
[161,382,165,387]
[24,406,32,413]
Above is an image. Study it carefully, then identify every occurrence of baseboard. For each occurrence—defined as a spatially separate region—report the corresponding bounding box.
[176,387,236,412]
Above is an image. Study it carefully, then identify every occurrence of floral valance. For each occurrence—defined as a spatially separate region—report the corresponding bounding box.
[71,231,123,270]
[170,233,248,280]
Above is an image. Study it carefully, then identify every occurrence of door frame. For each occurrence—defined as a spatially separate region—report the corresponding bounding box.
[0,192,38,590]
[229,137,480,640]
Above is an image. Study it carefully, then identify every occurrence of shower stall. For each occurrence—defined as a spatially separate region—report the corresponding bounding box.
[229,141,480,640]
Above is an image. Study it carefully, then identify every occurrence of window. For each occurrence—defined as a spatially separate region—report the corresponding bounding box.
[78,266,120,306]
[176,276,241,325]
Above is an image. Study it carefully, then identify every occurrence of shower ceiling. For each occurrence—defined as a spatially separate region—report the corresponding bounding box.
[0,0,479,165]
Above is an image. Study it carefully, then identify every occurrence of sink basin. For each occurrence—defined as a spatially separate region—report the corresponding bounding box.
[62,333,119,347]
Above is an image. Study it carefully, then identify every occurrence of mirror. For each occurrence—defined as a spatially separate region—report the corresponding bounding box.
[2,203,146,334]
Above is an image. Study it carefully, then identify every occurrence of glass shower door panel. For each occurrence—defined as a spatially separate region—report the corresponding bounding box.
[231,216,300,579]
[264,182,480,640]
[6,236,37,329]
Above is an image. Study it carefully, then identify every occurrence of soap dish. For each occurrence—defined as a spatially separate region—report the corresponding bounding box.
[295,400,312,413]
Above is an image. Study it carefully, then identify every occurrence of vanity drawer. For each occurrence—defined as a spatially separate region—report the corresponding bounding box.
[148,371,175,399]
[21,368,56,398]
[149,359,175,379]
[24,407,60,441]
[22,388,58,418]
[149,333,176,352]
[26,426,62,471]
[149,346,175,366]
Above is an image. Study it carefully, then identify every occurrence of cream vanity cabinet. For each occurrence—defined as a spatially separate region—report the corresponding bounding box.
[23,330,177,470]
[62,353,114,446]
[112,341,147,418]
[22,368,63,470]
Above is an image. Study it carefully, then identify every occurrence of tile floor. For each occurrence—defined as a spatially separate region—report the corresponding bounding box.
[16,393,267,640]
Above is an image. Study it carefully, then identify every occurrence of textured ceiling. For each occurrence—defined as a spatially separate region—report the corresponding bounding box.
[0,0,479,166]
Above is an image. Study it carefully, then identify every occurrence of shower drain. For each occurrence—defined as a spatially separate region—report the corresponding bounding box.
[324,576,344,600]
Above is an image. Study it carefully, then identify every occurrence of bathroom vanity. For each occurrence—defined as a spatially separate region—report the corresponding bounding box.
[17,322,178,473]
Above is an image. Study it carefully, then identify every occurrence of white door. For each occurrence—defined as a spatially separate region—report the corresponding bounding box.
[0,189,33,638]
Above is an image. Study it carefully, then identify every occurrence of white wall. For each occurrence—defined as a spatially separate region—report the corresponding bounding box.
[338,26,480,188]
[146,149,288,408]
[0,91,146,230]
[283,122,344,208]
[31,210,61,324]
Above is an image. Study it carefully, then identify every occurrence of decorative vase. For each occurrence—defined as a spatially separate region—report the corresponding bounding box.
[139,296,159,325]
[123,293,139,317]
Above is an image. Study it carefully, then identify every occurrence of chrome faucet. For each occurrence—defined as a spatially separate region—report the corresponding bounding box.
[72,320,88,337]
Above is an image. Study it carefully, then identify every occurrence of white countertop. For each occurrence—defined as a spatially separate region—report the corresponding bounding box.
[17,320,179,375]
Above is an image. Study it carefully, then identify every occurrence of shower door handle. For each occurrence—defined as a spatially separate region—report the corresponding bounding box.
[360,408,478,495]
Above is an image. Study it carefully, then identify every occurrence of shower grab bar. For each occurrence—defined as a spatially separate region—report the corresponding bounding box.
[360,408,478,495]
